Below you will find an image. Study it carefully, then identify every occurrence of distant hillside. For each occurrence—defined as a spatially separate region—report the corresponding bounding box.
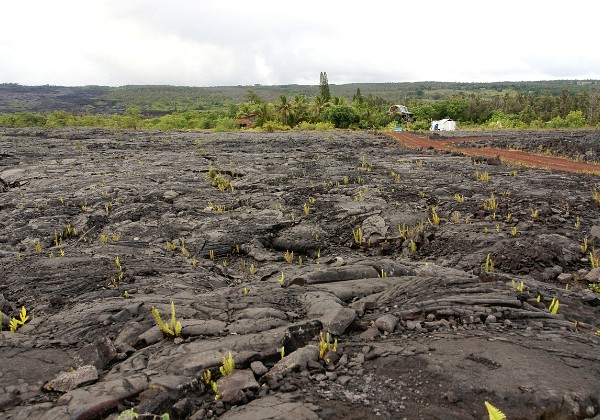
[1,80,598,115]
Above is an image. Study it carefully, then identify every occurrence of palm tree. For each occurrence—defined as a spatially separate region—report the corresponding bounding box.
[291,94,309,126]
[254,102,272,127]
[311,96,329,122]
[276,94,291,126]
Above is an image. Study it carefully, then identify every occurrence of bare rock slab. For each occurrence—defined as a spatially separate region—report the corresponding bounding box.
[320,307,356,335]
[44,365,98,392]
[217,369,260,405]
[220,393,319,420]
[375,314,399,333]
[263,345,319,383]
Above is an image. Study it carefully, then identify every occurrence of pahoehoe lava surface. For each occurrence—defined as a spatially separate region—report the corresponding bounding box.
[1,127,600,420]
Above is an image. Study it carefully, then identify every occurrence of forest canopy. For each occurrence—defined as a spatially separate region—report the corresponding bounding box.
[0,79,598,130]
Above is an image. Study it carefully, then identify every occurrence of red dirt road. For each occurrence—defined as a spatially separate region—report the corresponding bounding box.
[389,131,600,174]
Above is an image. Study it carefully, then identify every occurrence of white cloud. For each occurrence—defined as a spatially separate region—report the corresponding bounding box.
[0,0,599,86]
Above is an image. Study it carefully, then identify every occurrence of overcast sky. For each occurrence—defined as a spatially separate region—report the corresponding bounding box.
[1,1,599,87]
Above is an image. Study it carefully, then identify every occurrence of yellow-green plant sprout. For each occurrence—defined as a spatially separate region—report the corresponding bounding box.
[549,298,559,314]
[220,352,235,376]
[483,193,498,212]
[249,264,256,275]
[318,331,338,359]
[495,224,501,233]
[484,401,507,420]
[9,306,29,333]
[475,170,490,182]
[454,193,465,203]
[409,240,417,253]
[209,250,215,260]
[429,206,440,225]
[280,346,285,359]
[484,254,494,273]
[117,408,139,419]
[352,227,363,245]
[278,272,285,285]
[593,187,600,204]
[203,369,211,385]
[575,216,581,230]
[297,255,303,266]
[33,240,42,254]
[284,250,294,264]
[151,301,182,338]
[531,209,539,219]
[303,203,310,216]
[506,213,512,222]
[581,238,588,254]
[124,290,130,299]
[536,295,541,302]
[516,281,524,292]
[243,287,248,295]
[381,268,387,278]
[590,249,599,269]
[166,241,177,251]
[565,283,569,290]
[211,381,220,400]
[398,223,408,240]
[452,211,460,223]
[511,226,518,237]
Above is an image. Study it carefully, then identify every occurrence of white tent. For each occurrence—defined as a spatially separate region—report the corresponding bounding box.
[430,119,456,131]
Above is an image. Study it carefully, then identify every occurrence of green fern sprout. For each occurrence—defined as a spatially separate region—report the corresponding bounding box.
[151,301,182,338]
[219,352,235,376]
[9,306,29,333]
[485,401,507,420]
[549,297,560,314]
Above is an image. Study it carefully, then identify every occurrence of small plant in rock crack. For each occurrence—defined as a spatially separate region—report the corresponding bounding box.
[151,302,182,338]
[575,216,581,230]
[454,193,465,203]
[280,346,285,359]
[428,206,440,226]
[409,240,417,253]
[531,208,539,219]
[166,241,177,252]
[452,211,460,223]
[581,238,588,254]
[484,401,507,420]
[9,306,30,333]
[318,331,338,360]
[483,193,498,212]
[249,263,256,275]
[220,352,235,376]
[475,170,490,182]
[284,250,294,264]
[484,253,495,273]
[352,227,364,245]
[589,282,600,294]
[593,187,600,204]
[33,240,42,254]
[211,381,221,400]
[278,272,285,285]
[303,202,310,216]
[511,226,518,237]
[590,248,600,269]
[398,223,408,240]
[203,369,212,386]
[549,297,560,314]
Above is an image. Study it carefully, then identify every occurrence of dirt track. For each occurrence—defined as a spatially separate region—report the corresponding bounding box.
[390,131,600,174]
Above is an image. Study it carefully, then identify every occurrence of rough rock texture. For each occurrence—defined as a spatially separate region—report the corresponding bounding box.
[1,128,600,419]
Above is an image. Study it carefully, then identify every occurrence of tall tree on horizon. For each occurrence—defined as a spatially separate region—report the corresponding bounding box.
[319,71,331,102]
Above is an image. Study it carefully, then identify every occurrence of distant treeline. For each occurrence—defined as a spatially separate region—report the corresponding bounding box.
[0,80,599,130]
